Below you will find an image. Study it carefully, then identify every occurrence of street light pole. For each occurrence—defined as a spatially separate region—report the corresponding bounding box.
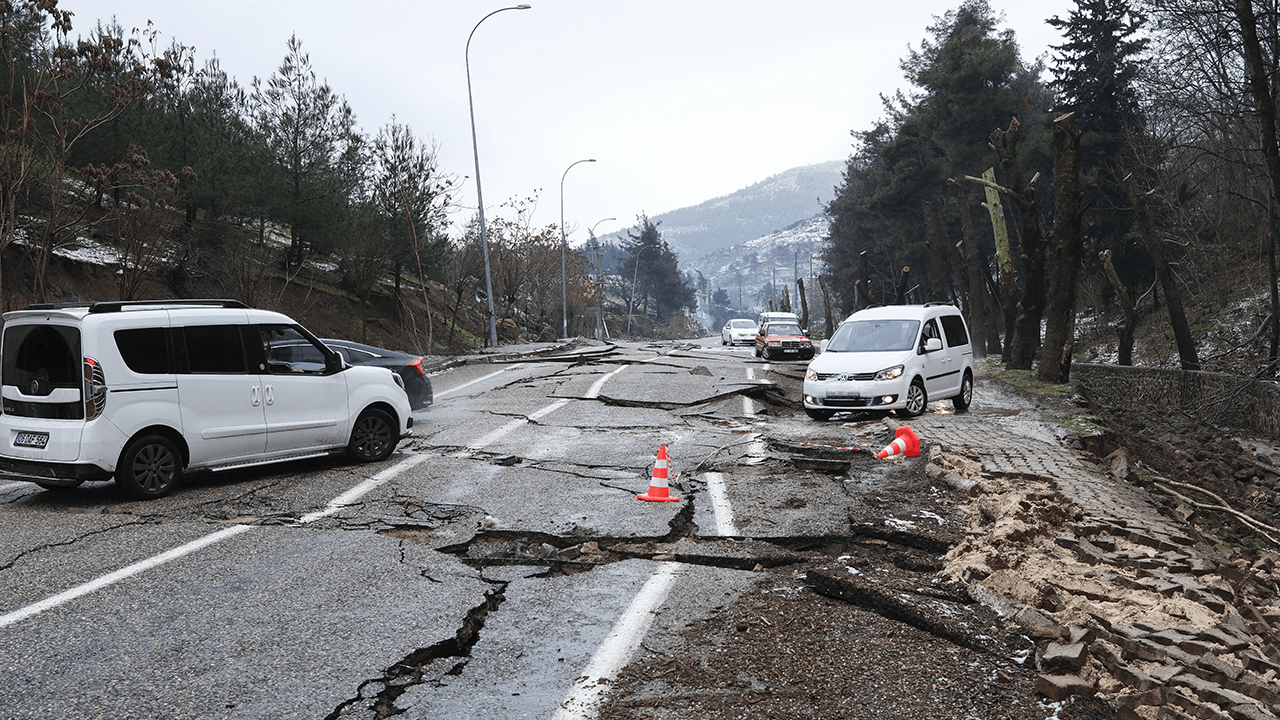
[560,158,595,339]
[467,4,530,347]
[588,217,614,341]
[626,244,660,336]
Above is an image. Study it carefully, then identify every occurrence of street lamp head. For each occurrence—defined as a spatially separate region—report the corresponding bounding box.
[516,3,531,8]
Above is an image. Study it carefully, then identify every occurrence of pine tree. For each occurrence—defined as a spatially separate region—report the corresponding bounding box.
[1048,0,1149,287]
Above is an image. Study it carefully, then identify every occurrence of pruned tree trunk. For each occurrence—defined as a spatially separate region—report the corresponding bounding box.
[988,120,1048,370]
[857,250,874,308]
[819,274,835,337]
[1125,173,1199,370]
[1039,113,1085,383]
[954,179,987,358]
[895,266,910,304]
[1099,249,1137,365]
[979,167,1017,361]
[797,277,810,330]
[921,200,948,302]
[1236,0,1280,364]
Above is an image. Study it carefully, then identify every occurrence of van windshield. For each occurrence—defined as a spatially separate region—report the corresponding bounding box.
[826,320,919,352]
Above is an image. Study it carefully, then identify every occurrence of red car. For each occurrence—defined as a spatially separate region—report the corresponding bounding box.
[754,321,813,361]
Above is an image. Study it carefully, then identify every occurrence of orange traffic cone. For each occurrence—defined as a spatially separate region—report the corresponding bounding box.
[876,426,921,459]
[637,444,681,502]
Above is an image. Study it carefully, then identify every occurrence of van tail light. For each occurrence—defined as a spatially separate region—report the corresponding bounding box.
[83,357,106,420]
[407,357,426,376]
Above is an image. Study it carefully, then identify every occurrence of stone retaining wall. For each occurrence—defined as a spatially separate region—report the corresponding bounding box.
[1073,363,1280,439]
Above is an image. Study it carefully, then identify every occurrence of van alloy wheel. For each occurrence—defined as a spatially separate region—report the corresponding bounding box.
[348,408,397,462]
[117,435,182,500]
[953,372,973,411]
[902,379,927,417]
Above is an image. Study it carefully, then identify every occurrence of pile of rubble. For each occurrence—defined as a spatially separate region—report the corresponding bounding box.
[929,441,1280,719]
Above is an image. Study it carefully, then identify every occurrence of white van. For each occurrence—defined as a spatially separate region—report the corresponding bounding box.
[0,300,414,499]
[802,303,973,421]
[757,311,801,330]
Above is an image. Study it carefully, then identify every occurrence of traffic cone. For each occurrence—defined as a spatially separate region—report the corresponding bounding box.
[637,444,680,502]
[876,426,921,459]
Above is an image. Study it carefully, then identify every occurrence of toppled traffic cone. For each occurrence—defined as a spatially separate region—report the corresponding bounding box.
[637,444,680,502]
[876,426,921,459]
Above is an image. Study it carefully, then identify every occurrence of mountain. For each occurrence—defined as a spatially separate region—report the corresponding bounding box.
[684,214,830,311]
[604,160,844,262]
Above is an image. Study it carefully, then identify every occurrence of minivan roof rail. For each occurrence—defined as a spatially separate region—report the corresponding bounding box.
[23,299,250,313]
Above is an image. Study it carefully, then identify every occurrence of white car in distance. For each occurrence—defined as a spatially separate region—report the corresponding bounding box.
[720,319,759,346]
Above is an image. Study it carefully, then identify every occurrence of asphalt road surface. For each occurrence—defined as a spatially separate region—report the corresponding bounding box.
[1,336,863,719]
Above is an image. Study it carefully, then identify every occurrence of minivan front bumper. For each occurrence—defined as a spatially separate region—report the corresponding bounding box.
[802,378,904,411]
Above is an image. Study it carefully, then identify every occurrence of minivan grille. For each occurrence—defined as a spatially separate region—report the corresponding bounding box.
[814,372,877,381]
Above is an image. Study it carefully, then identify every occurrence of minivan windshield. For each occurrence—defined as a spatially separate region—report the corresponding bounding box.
[826,319,920,352]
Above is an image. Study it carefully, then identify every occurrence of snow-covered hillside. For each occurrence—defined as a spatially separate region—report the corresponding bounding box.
[685,215,830,312]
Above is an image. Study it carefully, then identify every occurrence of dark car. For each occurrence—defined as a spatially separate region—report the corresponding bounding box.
[267,338,433,410]
[322,339,433,410]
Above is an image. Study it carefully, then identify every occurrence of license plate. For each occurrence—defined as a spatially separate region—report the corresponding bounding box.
[783,348,798,353]
[828,391,860,399]
[14,432,49,448]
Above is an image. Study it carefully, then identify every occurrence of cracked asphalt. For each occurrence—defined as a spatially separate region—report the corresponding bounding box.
[4,336,1249,720]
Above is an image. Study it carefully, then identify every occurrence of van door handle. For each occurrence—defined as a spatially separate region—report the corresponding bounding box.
[264,384,274,406]
[251,385,261,407]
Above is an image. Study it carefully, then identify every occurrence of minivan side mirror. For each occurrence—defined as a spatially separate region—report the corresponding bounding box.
[923,337,943,353]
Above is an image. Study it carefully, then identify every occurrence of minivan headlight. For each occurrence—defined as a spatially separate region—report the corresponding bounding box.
[874,365,904,382]
[805,368,818,381]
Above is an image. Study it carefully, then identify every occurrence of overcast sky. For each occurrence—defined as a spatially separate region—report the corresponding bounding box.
[59,0,1073,244]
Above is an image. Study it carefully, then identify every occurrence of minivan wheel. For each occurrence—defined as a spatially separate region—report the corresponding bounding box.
[348,408,397,463]
[900,378,927,417]
[117,435,182,500]
[953,371,973,411]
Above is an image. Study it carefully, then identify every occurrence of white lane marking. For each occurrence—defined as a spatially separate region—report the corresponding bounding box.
[553,563,682,720]
[703,472,738,537]
[435,364,524,399]
[298,453,429,523]
[0,453,430,628]
[0,524,253,629]
[585,367,626,399]
[467,399,571,450]
[743,368,756,416]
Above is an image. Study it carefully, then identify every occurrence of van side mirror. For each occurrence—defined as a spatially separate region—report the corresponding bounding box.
[923,337,943,353]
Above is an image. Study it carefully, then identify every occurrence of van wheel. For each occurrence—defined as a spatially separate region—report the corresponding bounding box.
[953,371,973,411]
[117,435,182,500]
[900,378,927,417]
[348,408,397,463]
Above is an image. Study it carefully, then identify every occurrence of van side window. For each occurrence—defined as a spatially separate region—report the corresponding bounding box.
[261,325,329,374]
[183,325,247,374]
[115,328,172,374]
[920,319,941,351]
[940,315,970,348]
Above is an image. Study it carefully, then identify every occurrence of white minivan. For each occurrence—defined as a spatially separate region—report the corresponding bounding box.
[0,299,414,499]
[802,304,974,421]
